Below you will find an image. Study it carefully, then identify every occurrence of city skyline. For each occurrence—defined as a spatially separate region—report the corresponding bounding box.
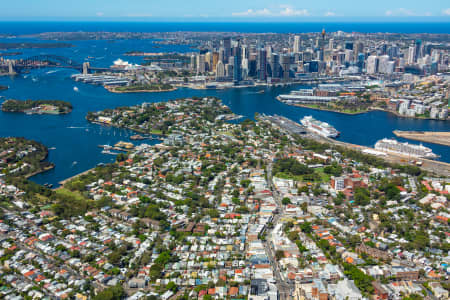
[1,0,450,21]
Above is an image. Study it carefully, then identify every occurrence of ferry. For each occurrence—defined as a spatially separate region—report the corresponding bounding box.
[102,149,120,155]
[300,116,340,138]
[374,138,438,159]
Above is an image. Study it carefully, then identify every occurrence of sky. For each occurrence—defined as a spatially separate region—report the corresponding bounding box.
[1,0,449,21]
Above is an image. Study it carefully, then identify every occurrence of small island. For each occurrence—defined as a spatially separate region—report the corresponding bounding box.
[1,99,73,114]
[105,83,176,93]
[0,85,8,91]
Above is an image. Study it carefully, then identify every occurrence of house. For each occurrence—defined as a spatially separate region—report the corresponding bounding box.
[128,277,147,289]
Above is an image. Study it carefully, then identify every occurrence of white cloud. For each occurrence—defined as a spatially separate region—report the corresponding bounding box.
[232,8,272,16]
[443,8,450,16]
[279,6,309,16]
[385,8,432,17]
[232,6,308,17]
[324,11,336,17]
[96,12,104,17]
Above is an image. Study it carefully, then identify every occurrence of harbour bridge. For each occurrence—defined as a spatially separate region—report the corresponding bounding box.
[1,54,110,74]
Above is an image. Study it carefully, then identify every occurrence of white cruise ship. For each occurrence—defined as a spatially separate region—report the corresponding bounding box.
[374,138,438,159]
[300,116,340,138]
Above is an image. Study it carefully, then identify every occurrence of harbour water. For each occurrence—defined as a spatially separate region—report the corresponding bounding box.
[0,23,449,186]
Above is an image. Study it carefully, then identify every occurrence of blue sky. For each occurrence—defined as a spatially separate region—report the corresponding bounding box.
[2,0,449,20]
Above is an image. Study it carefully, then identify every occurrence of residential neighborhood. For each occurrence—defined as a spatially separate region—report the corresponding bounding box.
[0,97,449,300]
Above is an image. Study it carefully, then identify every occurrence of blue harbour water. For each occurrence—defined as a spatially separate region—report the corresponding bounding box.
[0,22,449,186]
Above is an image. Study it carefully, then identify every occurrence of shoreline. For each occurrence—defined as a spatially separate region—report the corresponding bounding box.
[87,119,167,137]
[288,103,369,115]
[105,86,177,93]
[1,108,72,115]
[57,166,97,187]
[25,164,55,179]
[279,99,449,121]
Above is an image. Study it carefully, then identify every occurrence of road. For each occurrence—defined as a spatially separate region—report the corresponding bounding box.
[264,162,293,300]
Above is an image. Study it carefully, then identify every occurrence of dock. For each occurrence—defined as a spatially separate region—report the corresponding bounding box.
[393,130,450,147]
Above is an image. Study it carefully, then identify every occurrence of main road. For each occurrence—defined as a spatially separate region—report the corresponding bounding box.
[265,161,294,300]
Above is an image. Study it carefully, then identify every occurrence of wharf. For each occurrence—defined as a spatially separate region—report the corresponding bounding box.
[393,130,450,147]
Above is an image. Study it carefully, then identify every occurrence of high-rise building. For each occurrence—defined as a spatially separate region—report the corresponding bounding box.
[293,35,301,53]
[196,54,205,73]
[212,52,219,72]
[367,55,379,74]
[233,40,242,83]
[257,48,267,81]
[414,39,422,62]
[190,55,196,71]
[378,55,391,74]
[215,61,225,79]
[223,37,231,64]
[218,47,225,64]
[281,54,290,80]
[204,52,212,72]
[408,46,416,65]
[270,53,280,78]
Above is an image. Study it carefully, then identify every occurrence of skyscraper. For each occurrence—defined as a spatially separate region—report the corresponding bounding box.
[367,55,379,74]
[414,39,422,62]
[223,37,231,64]
[293,35,301,53]
[215,61,225,79]
[257,48,267,81]
[233,39,242,84]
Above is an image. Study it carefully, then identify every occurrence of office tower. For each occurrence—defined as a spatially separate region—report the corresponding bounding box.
[408,46,416,65]
[414,39,422,62]
[378,55,390,74]
[257,48,267,81]
[319,29,326,61]
[196,54,205,73]
[190,55,196,71]
[366,55,379,74]
[212,52,219,72]
[357,53,365,70]
[241,58,249,80]
[204,52,211,72]
[281,54,290,80]
[223,37,231,64]
[218,47,225,64]
[293,35,301,53]
[387,45,399,58]
[215,61,225,79]
[270,53,280,78]
[232,39,242,83]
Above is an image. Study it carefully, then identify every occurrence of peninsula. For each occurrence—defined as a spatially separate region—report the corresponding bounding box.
[105,83,176,93]
[1,99,72,114]
[0,137,54,179]
[393,130,450,147]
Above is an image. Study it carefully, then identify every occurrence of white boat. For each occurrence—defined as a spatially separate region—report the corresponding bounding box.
[73,86,79,92]
[374,138,438,159]
[102,150,119,155]
[300,116,340,138]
